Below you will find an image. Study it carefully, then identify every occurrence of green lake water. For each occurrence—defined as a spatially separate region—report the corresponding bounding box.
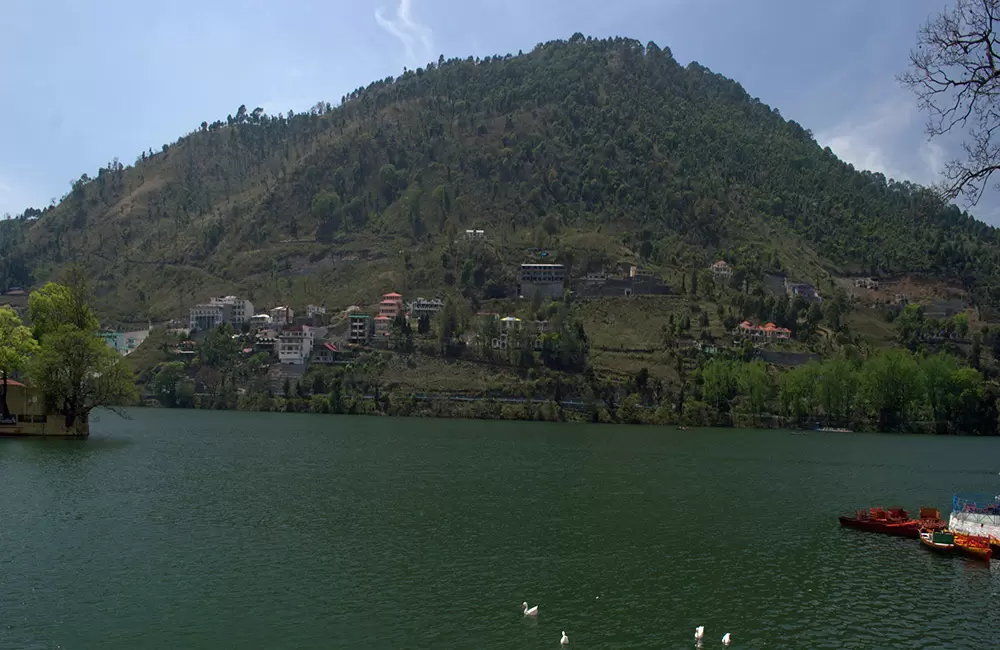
[1,409,999,649]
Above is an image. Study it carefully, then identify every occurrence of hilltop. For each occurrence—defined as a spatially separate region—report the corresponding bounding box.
[2,34,998,323]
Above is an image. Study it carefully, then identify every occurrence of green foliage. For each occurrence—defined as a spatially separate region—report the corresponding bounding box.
[26,273,137,431]
[4,37,999,324]
[29,326,138,431]
[153,361,187,408]
[0,306,39,417]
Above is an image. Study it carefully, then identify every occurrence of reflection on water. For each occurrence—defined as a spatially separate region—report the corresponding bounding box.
[0,409,998,649]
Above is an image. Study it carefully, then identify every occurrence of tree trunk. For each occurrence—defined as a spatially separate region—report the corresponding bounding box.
[0,369,10,421]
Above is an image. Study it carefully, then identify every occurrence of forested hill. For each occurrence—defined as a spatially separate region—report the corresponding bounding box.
[2,34,999,320]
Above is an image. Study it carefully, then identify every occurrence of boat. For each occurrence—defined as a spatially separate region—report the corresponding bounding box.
[839,506,945,538]
[815,426,852,433]
[948,494,1000,545]
[953,533,992,563]
[919,529,956,554]
[839,507,909,534]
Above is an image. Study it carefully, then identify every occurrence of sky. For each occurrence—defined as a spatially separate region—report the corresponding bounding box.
[2,0,993,222]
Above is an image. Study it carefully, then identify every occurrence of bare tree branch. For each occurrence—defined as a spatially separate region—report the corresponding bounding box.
[900,0,1000,204]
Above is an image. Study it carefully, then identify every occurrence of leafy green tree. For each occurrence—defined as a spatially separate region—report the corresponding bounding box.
[0,307,38,420]
[27,271,99,341]
[817,358,858,426]
[27,272,137,434]
[29,327,137,433]
[702,359,738,416]
[778,362,819,425]
[153,361,187,408]
[738,360,770,424]
[861,349,920,432]
[954,312,970,338]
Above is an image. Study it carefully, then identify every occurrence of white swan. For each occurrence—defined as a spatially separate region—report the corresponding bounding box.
[522,601,538,617]
[695,626,704,640]
[722,632,731,646]
[560,630,570,645]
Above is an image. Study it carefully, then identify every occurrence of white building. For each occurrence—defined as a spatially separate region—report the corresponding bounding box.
[306,304,326,317]
[464,229,486,240]
[518,263,566,299]
[250,313,272,329]
[409,298,445,321]
[277,325,314,364]
[189,303,230,332]
[210,296,254,324]
[711,260,733,279]
[270,306,294,326]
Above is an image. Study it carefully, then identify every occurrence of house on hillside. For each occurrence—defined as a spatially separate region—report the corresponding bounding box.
[854,277,879,290]
[409,297,444,321]
[518,264,566,299]
[349,313,374,344]
[464,229,486,240]
[270,306,294,326]
[311,341,339,365]
[711,260,733,279]
[734,320,791,342]
[210,296,254,325]
[277,325,314,364]
[379,292,404,320]
[785,279,822,303]
[374,315,392,337]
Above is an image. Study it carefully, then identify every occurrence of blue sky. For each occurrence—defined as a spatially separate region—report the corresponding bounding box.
[2,0,989,222]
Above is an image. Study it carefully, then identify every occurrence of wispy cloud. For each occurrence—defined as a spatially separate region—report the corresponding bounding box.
[816,92,955,189]
[375,0,433,67]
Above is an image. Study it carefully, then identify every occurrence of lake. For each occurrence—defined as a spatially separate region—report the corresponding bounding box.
[1,410,999,649]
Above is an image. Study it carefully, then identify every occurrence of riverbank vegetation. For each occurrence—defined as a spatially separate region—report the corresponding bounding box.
[0,269,136,433]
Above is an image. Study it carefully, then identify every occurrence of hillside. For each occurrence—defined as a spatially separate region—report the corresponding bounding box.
[2,34,999,321]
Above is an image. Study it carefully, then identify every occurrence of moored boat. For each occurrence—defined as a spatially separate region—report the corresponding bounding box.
[839,506,945,538]
[839,507,909,534]
[953,533,992,563]
[919,529,956,554]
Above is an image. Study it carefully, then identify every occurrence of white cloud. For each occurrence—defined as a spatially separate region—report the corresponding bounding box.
[816,96,918,183]
[375,0,433,67]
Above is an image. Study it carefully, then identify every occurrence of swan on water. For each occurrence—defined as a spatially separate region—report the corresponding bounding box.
[722,632,731,646]
[560,630,570,645]
[522,601,538,617]
[695,626,704,640]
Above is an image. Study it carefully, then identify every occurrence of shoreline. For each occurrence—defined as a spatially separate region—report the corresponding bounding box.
[128,396,983,435]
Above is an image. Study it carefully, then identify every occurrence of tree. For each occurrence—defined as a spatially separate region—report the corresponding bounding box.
[0,307,38,421]
[860,349,920,432]
[28,271,99,341]
[955,312,970,338]
[27,272,137,434]
[901,0,1000,203]
[778,362,819,425]
[738,360,770,424]
[153,361,187,408]
[417,314,431,335]
[29,327,137,434]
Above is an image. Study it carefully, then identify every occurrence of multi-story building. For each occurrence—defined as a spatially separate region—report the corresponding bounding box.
[408,298,444,321]
[250,313,273,329]
[518,264,566,299]
[374,315,392,337]
[379,292,404,320]
[277,325,314,364]
[210,296,254,325]
[189,303,231,332]
[270,306,294,326]
[349,313,374,344]
[711,260,733,279]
